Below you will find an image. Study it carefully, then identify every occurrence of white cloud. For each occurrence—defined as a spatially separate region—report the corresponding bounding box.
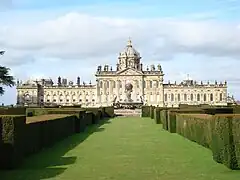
[1,12,240,67]
[1,11,240,104]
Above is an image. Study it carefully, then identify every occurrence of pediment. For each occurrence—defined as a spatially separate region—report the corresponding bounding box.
[116,68,143,76]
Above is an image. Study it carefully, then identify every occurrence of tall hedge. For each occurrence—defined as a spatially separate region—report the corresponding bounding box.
[176,114,212,148]
[142,106,150,117]
[161,110,168,130]
[211,115,238,169]
[167,111,177,133]
[0,115,26,169]
[232,115,240,168]
[0,108,26,115]
[150,106,155,119]
[154,108,161,124]
[25,115,76,156]
[103,106,114,117]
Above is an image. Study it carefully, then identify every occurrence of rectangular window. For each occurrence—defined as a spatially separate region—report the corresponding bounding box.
[164,94,168,101]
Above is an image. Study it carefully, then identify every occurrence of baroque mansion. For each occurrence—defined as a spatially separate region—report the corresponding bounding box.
[16,39,228,107]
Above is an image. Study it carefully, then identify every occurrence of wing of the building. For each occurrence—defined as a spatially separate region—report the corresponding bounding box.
[16,39,228,107]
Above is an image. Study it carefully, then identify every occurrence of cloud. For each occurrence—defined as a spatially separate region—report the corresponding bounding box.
[1,12,240,67]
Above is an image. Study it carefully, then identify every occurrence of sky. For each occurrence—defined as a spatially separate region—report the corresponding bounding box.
[0,0,240,105]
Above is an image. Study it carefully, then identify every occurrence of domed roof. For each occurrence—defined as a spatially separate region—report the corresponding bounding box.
[119,38,141,58]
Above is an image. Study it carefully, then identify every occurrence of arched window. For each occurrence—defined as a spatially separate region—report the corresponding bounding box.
[184,94,187,101]
[149,81,153,88]
[204,94,206,101]
[197,94,200,101]
[119,81,122,88]
[210,93,213,101]
[165,94,168,101]
[190,94,193,101]
[113,81,116,88]
[136,80,139,88]
[171,93,174,101]
[220,93,223,101]
[178,94,181,101]
[99,81,103,88]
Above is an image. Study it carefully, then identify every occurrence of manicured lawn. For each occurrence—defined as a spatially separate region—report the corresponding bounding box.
[1,117,240,180]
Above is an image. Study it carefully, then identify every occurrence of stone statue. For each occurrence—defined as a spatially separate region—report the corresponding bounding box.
[151,65,155,71]
[125,82,133,102]
[157,64,162,71]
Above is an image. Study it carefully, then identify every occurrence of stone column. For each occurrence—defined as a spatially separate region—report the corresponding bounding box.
[97,80,101,105]
[154,80,157,105]
[109,80,113,103]
[116,80,119,101]
[132,80,136,102]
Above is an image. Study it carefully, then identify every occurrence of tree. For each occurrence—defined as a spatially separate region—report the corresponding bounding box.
[0,51,15,95]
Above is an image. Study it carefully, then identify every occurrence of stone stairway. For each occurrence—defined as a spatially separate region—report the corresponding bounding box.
[114,109,142,117]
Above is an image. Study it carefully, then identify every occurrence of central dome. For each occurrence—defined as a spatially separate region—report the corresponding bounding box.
[119,39,140,58]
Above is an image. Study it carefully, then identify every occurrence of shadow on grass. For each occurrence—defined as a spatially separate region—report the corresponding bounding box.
[0,117,112,180]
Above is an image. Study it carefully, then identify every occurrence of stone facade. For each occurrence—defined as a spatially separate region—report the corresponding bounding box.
[16,39,228,107]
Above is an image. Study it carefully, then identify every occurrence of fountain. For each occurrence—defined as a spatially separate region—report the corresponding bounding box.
[113,82,143,109]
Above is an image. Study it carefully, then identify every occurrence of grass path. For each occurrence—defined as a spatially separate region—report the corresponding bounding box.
[1,117,240,180]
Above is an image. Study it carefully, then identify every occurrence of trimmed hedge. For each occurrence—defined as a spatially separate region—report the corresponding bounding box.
[203,107,233,115]
[167,111,177,133]
[150,106,155,119]
[142,106,150,117]
[174,113,240,170]
[103,106,114,117]
[232,115,240,168]
[0,106,114,169]
[176,114,212,148]
[25,115,76,156]
[0,115,26,169]
[154,108,161,124]
[0,108,26,115]
[211,115,239,169]
[161,110,168,130]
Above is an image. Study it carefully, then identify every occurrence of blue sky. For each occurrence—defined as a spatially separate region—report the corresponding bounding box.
[0,0,240,104]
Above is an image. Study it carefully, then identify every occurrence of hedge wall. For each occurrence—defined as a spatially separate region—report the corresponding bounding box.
[211,115,239,169]
[0,106,113,169]
[24,115,76,156]
[161,110,168,130]
[142,106,150,117]
[176,114,212,149]
[174,113,240,170]
[167,111,177,133]
[0,115,26,169]
[232,115,240,168]
[0,108,26,115]
[102,106,114,117]
[154,108,161,124]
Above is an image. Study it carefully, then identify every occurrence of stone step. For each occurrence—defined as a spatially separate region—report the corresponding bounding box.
[114,109,142,117]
